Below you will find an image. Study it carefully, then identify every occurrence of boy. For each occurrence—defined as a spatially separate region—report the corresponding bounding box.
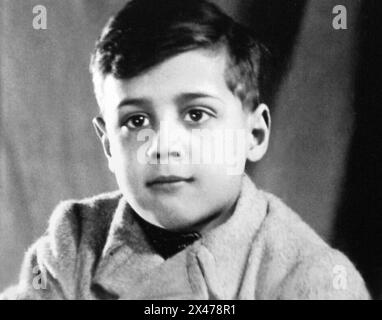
[1,0,370,299]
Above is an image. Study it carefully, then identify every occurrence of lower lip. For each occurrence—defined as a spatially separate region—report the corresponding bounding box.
[147,180,192,192]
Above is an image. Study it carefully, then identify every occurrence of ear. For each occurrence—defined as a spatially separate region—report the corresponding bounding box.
[92,116,114,173]
[246,103,271,162]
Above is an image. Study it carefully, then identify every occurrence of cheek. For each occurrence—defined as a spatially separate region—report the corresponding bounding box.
[110,138,146,196]
[109,132,144,169]
[190,127,247,174]
[195,170,242,208]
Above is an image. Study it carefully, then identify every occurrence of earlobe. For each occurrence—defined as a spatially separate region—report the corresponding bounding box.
[247,103,271,162]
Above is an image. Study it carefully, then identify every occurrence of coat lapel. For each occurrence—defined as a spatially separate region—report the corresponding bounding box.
[196,174,268,299]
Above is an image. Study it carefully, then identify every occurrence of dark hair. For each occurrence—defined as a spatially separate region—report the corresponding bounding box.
[90,0,269,110]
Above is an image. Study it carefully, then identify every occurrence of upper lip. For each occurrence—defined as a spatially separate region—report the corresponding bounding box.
[146,175,194,186]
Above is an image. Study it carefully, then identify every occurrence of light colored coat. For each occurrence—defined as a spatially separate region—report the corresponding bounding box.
[0,175,370,299]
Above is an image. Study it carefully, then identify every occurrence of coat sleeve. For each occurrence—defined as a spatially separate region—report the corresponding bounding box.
[0,201,81,300]
[275,249,371,300]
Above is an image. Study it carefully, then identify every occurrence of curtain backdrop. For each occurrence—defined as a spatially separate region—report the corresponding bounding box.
[2,0,377,296]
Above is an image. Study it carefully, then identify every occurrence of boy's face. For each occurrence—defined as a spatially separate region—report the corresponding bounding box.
[94,49,270,231]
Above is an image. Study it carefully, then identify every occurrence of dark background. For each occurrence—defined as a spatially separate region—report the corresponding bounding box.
[0,0,381,299]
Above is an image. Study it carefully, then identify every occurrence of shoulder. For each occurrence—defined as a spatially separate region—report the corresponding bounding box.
[0,191,123,300]
[252,190,370,299]
[36,190,123,281]
[46,190,123,256]
[258,191,328,252]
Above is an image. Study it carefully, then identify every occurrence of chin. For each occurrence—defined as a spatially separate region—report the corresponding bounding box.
[156,207,208,231]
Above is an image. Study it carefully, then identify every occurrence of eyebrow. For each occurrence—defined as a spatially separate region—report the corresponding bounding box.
[175,92,223,104]
[117,97,151,109]
[117,92,223,110]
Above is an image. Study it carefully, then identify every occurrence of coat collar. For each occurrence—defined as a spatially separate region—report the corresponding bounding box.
[93,174,268,299]
[198,174,268,298]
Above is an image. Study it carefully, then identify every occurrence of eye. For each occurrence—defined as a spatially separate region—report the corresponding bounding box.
[184,108,213,124]
[125,114,150,129]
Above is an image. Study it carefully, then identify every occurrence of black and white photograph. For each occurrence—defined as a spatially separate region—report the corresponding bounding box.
[0,0,381,302]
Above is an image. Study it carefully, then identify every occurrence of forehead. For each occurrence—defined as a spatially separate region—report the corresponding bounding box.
[100,49,234,111]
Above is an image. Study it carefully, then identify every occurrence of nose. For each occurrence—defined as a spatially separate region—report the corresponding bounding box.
[145,121,186,163]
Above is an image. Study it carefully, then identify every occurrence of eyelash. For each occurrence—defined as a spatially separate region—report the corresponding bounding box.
[123,107,215,130]
[124,113,150,129]
[184,107,214,124]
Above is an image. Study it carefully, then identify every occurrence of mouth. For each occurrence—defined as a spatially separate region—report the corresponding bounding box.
[146,175,194,187]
